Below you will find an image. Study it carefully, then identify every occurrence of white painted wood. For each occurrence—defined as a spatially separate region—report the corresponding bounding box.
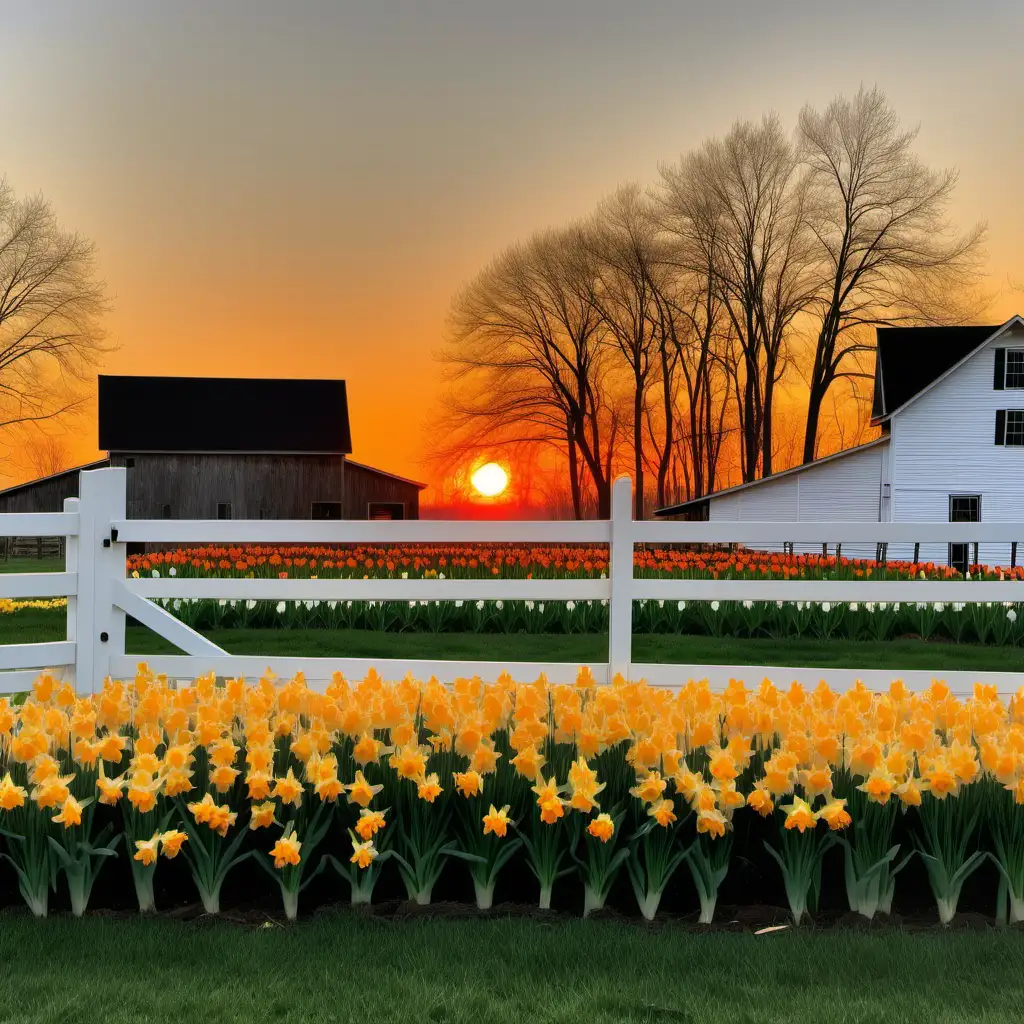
[114,582,228,657]
[636,520,1024,544]
[608,476,634,679]
[110,654,609,687]
[64,498,80,690]
[631,663,1022,697]
[0,573,78,599]
[126,577,612,602]
[112,518,612,545]
[78,468,127,692]
[0,641,76,671]
[633,578,1024,602]
[0,668,72,694]
[0,512,79,537]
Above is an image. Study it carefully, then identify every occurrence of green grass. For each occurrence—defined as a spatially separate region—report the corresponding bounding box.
[4,608,1024,671]
[0,555,64,574]
[0,914,1021,1024]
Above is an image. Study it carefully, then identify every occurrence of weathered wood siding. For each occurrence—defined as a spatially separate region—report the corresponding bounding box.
[0,465,99,514]
[108,453,346,520]
[343,460,421,519]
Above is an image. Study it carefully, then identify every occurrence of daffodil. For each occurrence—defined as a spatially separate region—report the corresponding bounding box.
[345,770,383,808]
[482,804,511,837]
[271,830,302,869]
[349,834,378,869]
[586,813,615,843]
[781,797,817,833]
[355,808,387,841]
[134,834,160,866]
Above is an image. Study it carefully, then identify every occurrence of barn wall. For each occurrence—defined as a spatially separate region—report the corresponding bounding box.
[342,461,421,519]
[0,470,85,514]
[108,453,346,520]
[708,442,885,558]
[891,323,1024,566]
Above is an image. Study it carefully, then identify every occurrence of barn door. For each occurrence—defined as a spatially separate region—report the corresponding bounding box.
[948,494,980,574]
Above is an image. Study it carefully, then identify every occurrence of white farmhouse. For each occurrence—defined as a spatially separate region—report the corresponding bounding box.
[654,316,1024,570]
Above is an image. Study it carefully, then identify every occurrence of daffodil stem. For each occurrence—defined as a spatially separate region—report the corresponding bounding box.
[538,885,553,911]
[583,886,605,917]
[697,895,717,925]
[473,881,494,911]
[281,888,299,921]
[638,891,661,922]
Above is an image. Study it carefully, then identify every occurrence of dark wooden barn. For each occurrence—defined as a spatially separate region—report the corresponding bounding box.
[0,375,425,554]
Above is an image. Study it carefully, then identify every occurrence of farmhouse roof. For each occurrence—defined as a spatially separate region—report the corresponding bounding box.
[870,319,1022,422]
[653,436,889,517]
[98,375,353,454]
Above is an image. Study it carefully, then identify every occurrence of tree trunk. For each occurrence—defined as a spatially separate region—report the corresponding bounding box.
[802,382,825,464]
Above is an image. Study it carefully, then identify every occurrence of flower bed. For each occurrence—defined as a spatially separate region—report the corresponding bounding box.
[2,668,1023,924]
[122,545,1024,644]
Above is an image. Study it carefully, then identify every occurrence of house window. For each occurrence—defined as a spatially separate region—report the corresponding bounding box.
[368,501,405,521]
[217,502,232,520]
[949,495,980,523]
[161,504,172,519]
[311,501,343,520]
[1007,410,1024,446]
[949,494,980,575]
[1006,350,1024,388]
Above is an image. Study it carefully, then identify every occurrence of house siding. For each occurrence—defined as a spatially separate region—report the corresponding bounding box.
[708,442,885,557]
[890,324,1024,565]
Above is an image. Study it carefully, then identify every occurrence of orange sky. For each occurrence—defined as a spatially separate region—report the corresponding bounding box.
[1,2,1021,505]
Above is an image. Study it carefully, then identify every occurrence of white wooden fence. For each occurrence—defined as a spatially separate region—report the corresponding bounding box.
[2,466,1024,696]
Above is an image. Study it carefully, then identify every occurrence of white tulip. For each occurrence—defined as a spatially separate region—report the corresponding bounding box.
[1008,609,1018,623]
[848,602,858,612]
[276,601,286,614]
[677,601,686,611]
[168,567,177,577]
[496,600,504,610]
[151,569,160,578]
[710,600,720,612]
[566,601,576,612]
[821,602,831,613]
[455,600,464,608]
[476,600,485,611]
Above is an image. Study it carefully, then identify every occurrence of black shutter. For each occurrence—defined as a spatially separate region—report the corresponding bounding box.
[995,348,1006,389]
[996,409,1006,445]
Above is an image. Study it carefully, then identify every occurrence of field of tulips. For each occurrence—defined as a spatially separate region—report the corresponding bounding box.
[2,666,1024,926]
[126,544,1024,646]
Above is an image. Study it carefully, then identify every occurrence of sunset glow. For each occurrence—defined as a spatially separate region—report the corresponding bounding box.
[471,462,509,498]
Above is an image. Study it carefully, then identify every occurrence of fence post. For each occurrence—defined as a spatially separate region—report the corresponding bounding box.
[608,475,634,682]
[64,497,80,689]
[75,468,127,692]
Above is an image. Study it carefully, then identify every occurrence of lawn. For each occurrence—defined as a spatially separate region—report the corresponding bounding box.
[5,607,1024,671]
[0,555,64,574]
[0,913,1020,1024]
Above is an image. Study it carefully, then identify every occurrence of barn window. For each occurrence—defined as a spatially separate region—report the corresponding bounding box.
[1006,410,1024,446]
[161,504,172,519]
[1006,350,1024,388]
[125,457,135,468]
[258,508,269,519]
[368,501,405,520]
[217,502,232,520]
[311,501,343,520]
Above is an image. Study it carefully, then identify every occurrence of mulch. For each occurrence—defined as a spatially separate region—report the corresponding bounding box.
[2,901,1012,934]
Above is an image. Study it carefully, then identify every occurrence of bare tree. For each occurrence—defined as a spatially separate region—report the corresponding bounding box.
[0,180,108,447]
[587,186,665,517]
[660,116,815,481]
[797,87,986,462]
[21,431,72,478]
[434,225,619,517]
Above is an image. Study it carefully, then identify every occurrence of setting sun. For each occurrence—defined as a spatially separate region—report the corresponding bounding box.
[471,462,509,498]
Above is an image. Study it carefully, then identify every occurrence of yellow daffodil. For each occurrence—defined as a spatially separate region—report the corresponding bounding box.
[586,813,615,843]
[482,804,511,837]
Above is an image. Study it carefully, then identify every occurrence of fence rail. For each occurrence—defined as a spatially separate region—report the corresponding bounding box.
[1,467,1024,696]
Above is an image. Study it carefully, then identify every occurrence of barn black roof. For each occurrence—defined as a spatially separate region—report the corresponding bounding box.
[98,375,352,454]
[871,325,1000,421]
